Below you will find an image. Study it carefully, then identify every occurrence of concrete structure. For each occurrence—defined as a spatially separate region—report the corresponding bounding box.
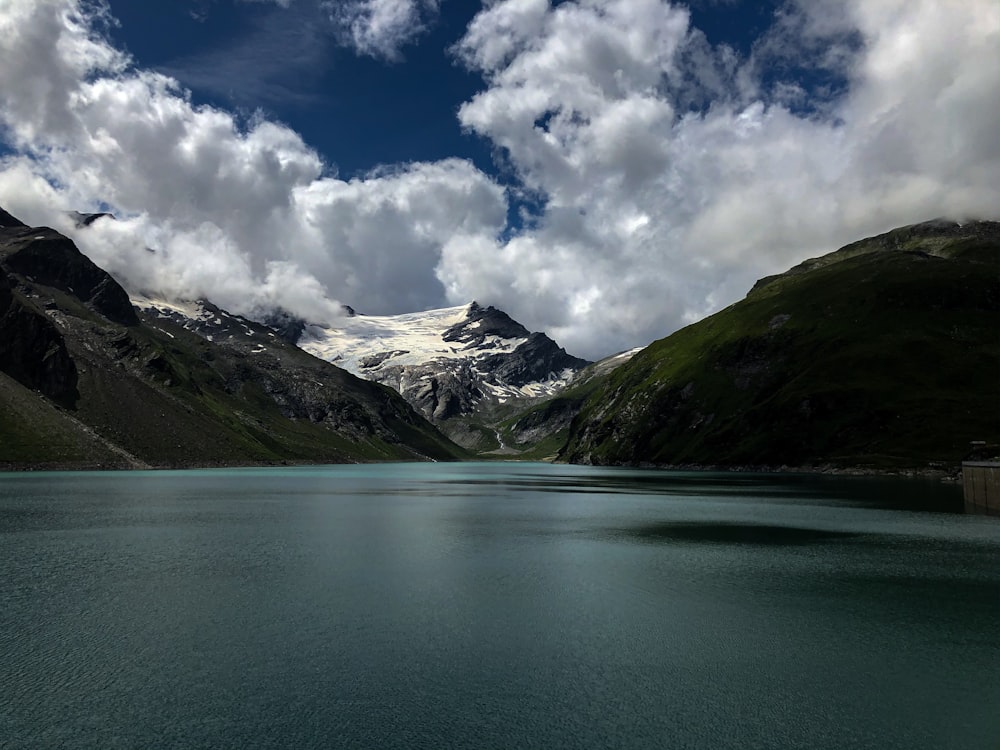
[962,461,1000,516]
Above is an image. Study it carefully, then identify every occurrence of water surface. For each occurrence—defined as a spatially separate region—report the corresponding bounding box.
[1,463,997,749]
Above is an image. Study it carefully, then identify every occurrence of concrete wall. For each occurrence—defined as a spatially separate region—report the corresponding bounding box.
[962,462,1000,516]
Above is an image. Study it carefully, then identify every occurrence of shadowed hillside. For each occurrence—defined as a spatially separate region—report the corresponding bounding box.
[0,208,463,469]
[559,220,1000,471]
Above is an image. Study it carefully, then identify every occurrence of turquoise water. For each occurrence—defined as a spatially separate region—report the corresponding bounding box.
[1,463,997,749]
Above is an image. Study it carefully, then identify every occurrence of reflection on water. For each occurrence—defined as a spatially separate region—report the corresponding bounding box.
[439,465,965,512]
[618,521,864,545]
[0,462,996,750]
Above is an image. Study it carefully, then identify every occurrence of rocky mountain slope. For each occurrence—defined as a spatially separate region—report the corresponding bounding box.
[0,208,462,469]
[297,302,591,423]
[476,347,643,460]
[558,219,1000,470]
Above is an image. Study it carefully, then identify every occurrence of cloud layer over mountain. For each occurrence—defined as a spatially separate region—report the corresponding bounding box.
[0,0,997,359]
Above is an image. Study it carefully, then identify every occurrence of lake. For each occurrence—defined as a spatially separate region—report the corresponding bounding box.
[1,462,998,749]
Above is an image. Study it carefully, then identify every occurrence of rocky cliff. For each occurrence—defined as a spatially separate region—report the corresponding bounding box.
[298,301,591,426]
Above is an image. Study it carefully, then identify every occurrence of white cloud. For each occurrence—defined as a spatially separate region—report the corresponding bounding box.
[441,0,1000,358]
[0,0,126,145]
[0,0,997,362]
[324,0,439,61]
[0,0,505,326]
[451,0,549,73]
[289,159,506,312]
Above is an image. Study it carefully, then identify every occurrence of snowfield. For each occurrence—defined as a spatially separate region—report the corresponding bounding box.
[129,295,592,418]
[299,303,528,375]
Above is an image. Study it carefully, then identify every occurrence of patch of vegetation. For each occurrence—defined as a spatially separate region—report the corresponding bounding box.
[560,221,1000,470]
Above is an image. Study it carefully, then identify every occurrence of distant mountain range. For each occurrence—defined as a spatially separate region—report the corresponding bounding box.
[130,293,595,451]
[299,301,589,418]
[2,203,997,473]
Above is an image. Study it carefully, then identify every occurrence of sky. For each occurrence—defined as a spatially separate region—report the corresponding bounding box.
[0,0,996,360]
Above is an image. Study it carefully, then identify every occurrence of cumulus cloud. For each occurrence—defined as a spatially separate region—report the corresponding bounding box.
[192,0,434,64]
[0,0,997,361]
[0,0,505,325]
[441,0,1000,357]
[324,0,439,61]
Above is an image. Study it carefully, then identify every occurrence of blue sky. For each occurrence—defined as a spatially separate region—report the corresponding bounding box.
[105,0,494,178]
[103,0,805,180]
[0,0,996,358]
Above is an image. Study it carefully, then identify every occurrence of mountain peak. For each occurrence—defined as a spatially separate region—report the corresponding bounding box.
[443,301,531,344]
[0,223,138,326]
[751,219,1000,294]
[68,210,115,228]
[297,300,591,424]
[0,206,27,229]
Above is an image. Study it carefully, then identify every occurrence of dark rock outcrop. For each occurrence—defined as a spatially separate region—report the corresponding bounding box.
[394,362,485,421]
[68,211,114,228]
[480,332,590,387]
[0,226,138,325]
[0,207,27,228]
[261,307,308,345]
[443,301,531,345]
[0,267,78,406]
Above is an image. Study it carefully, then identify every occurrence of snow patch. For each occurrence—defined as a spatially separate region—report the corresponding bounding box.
[130,294,208,322]
[300,303,527,376]
[611,346,645,360]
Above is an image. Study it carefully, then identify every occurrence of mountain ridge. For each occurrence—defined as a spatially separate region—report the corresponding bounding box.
[4,205,996,473]
[556,219,1000,470]
[296,299,591,429]
[0,207,464,469]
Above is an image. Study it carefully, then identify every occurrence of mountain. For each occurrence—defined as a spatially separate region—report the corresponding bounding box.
[11,202,991,472]
[480,347,644,460]
[295,302,591,442]
[0,208,462,469]
[558,219,1000,471]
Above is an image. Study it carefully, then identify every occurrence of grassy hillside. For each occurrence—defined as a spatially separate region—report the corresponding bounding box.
[559,220,1000,470]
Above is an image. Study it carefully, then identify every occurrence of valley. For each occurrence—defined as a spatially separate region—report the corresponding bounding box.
[2,205,998,474]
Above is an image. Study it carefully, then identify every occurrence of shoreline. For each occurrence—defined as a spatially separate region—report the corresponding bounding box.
[0,457,364,473]
[0,456,960,480]
[628,461,959,481]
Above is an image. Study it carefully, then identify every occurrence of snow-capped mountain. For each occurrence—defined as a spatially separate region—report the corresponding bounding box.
[130,295,592,424]
[299,302,591,421]
[130,294,282,353]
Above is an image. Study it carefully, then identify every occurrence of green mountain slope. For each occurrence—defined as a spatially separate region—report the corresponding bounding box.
[559,220,1000,470]
[0,211,463,469]
[467,348,642,460]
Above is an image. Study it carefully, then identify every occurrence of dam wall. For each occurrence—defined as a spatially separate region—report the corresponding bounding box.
[962,461,1000,516]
